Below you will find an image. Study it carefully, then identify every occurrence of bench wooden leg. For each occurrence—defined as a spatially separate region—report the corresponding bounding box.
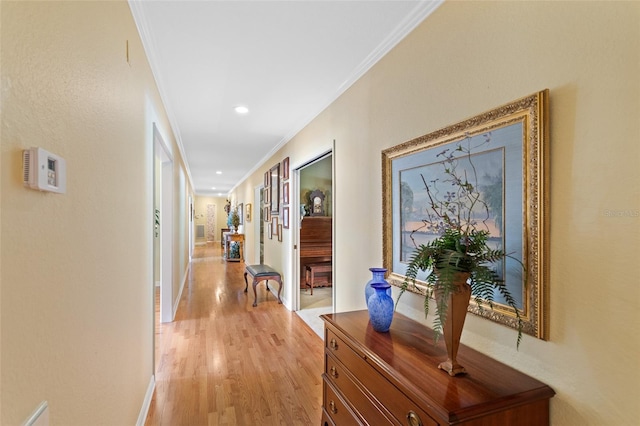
[274,277,283,305]
[305,268,313,295]
[249,276,283,307]
[252,278,259,307]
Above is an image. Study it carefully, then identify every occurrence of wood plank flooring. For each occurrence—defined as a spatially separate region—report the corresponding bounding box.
[145,244,325,426]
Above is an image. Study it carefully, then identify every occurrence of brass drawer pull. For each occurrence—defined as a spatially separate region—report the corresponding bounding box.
[407,410,423,426]
[330,366,338,378]
[329,338,338,350]
[329,400,338,414]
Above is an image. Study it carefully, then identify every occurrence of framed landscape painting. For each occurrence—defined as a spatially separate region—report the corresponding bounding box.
[382,90,549,339]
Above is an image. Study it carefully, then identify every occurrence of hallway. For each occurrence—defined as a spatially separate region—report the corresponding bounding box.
[146,244,324,425]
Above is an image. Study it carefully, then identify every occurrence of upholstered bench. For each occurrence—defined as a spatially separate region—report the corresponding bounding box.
[243,264,283,307]
[305,262,332,295]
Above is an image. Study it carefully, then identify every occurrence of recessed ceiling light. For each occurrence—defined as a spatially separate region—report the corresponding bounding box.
[216,171,222,175]
[211,187,216,190]
[234,105,249,114]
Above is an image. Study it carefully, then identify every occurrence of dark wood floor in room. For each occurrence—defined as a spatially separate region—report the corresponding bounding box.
[145,244,324,426]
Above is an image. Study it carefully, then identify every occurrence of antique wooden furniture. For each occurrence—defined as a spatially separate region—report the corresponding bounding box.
[224,233,244,262]
[305,262,332,295]
[321,310,555,426]
[243,264,283,307]
[299,216,332,288]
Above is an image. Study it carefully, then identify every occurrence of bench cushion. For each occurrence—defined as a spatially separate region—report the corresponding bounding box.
[245,264,280,277]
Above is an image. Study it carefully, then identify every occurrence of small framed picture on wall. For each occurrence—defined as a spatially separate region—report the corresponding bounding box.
[282,157,290,181]
[283,181,289,205]
[283,206,290,229]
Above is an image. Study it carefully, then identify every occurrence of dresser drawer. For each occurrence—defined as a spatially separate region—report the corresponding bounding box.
[325,352,395,424]
[326,328,368,380]
[355,369,437,426]
[326,327,437,426]
[322,312,555,426]
[321,407,336,426]
[323,377,362,426]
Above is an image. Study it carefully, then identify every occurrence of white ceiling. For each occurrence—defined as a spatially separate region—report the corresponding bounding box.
[130,0,441,196]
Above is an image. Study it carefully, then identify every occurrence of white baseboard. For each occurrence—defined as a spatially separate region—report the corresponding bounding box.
[136,375,155,426]
[23,401,49,426]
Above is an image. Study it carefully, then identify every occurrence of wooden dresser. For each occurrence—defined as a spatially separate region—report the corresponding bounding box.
[320,311,554,426]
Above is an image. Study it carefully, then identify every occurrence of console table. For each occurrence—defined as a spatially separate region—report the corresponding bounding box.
[321,310,554,425]
[224,233,244,262]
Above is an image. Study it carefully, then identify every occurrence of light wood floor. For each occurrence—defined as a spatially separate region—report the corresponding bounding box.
[145,244,325,425]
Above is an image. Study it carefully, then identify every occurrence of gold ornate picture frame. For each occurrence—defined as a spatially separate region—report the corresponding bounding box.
[382,90,549,339]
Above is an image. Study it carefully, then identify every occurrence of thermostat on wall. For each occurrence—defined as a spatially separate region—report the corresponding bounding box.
[23,147,67,193]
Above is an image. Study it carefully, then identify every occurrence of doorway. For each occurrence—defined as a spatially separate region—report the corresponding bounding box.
[155,127,174,324]
[153,124,174,373]
[296,153,333,316]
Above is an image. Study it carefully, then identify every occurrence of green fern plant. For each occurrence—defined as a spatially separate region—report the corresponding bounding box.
[396,136,524,347]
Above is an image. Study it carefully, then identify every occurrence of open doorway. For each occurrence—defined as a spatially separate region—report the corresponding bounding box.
[296,153,333,317]
[153,124,174,373]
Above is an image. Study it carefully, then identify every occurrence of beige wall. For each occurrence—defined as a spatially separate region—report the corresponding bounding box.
[1,2,191,425]
[230,1,640,424]
[193,195,229,244]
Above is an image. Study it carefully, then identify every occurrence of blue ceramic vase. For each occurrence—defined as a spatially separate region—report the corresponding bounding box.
[365,267,391,304]
[367,281,394,333]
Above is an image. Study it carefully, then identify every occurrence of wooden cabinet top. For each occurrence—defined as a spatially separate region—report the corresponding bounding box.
[321,310,554,424]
